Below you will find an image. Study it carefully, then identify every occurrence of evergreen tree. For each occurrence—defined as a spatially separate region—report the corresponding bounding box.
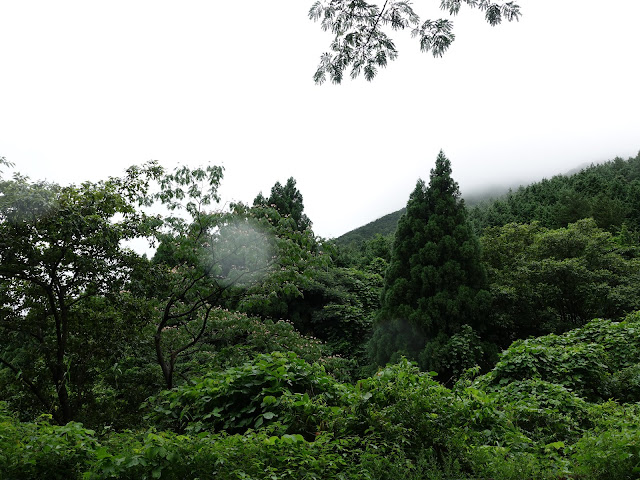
[369,151,491,380]
[254,177,312,232]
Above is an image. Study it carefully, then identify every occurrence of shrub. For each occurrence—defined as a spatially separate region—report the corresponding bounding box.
[0,405,97,479]
[490,379,592,444]
[477,312,640,402]
[146,352,346,437]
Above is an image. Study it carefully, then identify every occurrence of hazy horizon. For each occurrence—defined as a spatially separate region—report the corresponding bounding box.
[2,1,639,238]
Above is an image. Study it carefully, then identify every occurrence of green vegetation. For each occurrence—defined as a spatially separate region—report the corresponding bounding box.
[310,0,522,84]
[335,209,404,249]
[370,151,491,380]
[470,152,640,233]
[3,151,640,478]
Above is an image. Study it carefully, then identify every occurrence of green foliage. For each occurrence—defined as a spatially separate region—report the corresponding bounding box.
[309,0,521,84]
[254,177,312,232]
[340,359,515,468]
[243,187,382,370]
[571,403,640,479]
[153,307,355,383]
[492,379,592,444]
[336,210,403,251]
[0,167,159,424]
[146,352,343,437]
[482,338,609,401]
[231,199,324,321]
[0,405,96,479]
[482,219,640,343]
[87,429,364,480]
[478,312,640,402]
[470,151,640,233]
[192,309,328,367]
[4,352,640,479]
[340,152,640,245]
[144,165,323,389]
[283,266,382,366]
[417,325,494,381]
[371,151,490,379]
[145,164,265,389]
[6,153,640,479]
[469,446,565,480]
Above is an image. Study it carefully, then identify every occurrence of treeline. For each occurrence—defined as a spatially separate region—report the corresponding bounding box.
[1,152,640,478]
[338,150,640,250]
[469,152,640,233]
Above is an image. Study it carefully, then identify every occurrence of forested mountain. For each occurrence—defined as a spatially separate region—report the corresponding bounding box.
[470,152,640,233]
[335,207,406,246]
[334,186,510,247]
[337,152,640,246]
[2,152,640,478]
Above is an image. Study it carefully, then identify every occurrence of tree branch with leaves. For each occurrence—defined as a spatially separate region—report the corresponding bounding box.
[309,0,521,84]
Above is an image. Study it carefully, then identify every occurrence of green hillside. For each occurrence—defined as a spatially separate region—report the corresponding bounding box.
[337,152,640,246]
[335,208,406,246]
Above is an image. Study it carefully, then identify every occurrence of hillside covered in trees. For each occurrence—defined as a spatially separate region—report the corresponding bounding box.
[1,152,640,479]
[338,152,640,247]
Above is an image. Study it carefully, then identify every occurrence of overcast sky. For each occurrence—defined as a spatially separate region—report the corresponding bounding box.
[1,1,639,238]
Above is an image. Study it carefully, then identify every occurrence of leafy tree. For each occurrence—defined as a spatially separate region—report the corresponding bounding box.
[481,219,640,343]
[146,167,334,388]
[289,266,383,363]
[0,167,159,423]
[142,165,289,389]
[251,179,384,365]
[370,151,490,379]
[309,0,521,84]
[230,198,322,317]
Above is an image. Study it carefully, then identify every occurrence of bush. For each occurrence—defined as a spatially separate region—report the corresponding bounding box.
[0,405,97,480]
[146,352,346,437]
[572,426,640,479]
[175,309,355,383]
[477,312,640,402]
[491,379,592,444]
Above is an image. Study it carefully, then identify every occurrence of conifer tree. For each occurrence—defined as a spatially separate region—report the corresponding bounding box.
[369,151,490,380]
[254,177,312,232]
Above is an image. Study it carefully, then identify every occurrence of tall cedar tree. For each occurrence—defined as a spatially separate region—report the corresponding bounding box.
[254,177,312,233]
[369,151,490,380]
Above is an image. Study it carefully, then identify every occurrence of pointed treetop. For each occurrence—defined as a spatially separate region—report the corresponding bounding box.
[254,177,312,232]
[429,150,460,200]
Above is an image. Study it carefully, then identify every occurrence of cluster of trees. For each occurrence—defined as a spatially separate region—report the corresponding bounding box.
[2,150,640,478]
[469,152,640,233]
[0,159,377,425]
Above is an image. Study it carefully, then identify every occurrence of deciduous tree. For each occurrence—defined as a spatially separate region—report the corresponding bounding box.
[0,167,158,423]
[310,0,521,83]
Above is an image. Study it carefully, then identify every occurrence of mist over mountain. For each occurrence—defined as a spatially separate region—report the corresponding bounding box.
[335,153,632,246]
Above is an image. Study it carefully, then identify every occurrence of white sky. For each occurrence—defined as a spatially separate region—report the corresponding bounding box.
[1,1,639,238]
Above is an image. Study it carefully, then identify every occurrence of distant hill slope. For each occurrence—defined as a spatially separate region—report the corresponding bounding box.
[336,152,640,246]
[469,152,640,233]
[335,208,406,246]
[335,185,512,246]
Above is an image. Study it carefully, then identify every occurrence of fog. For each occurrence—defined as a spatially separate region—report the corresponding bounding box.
[1,0,638,238]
